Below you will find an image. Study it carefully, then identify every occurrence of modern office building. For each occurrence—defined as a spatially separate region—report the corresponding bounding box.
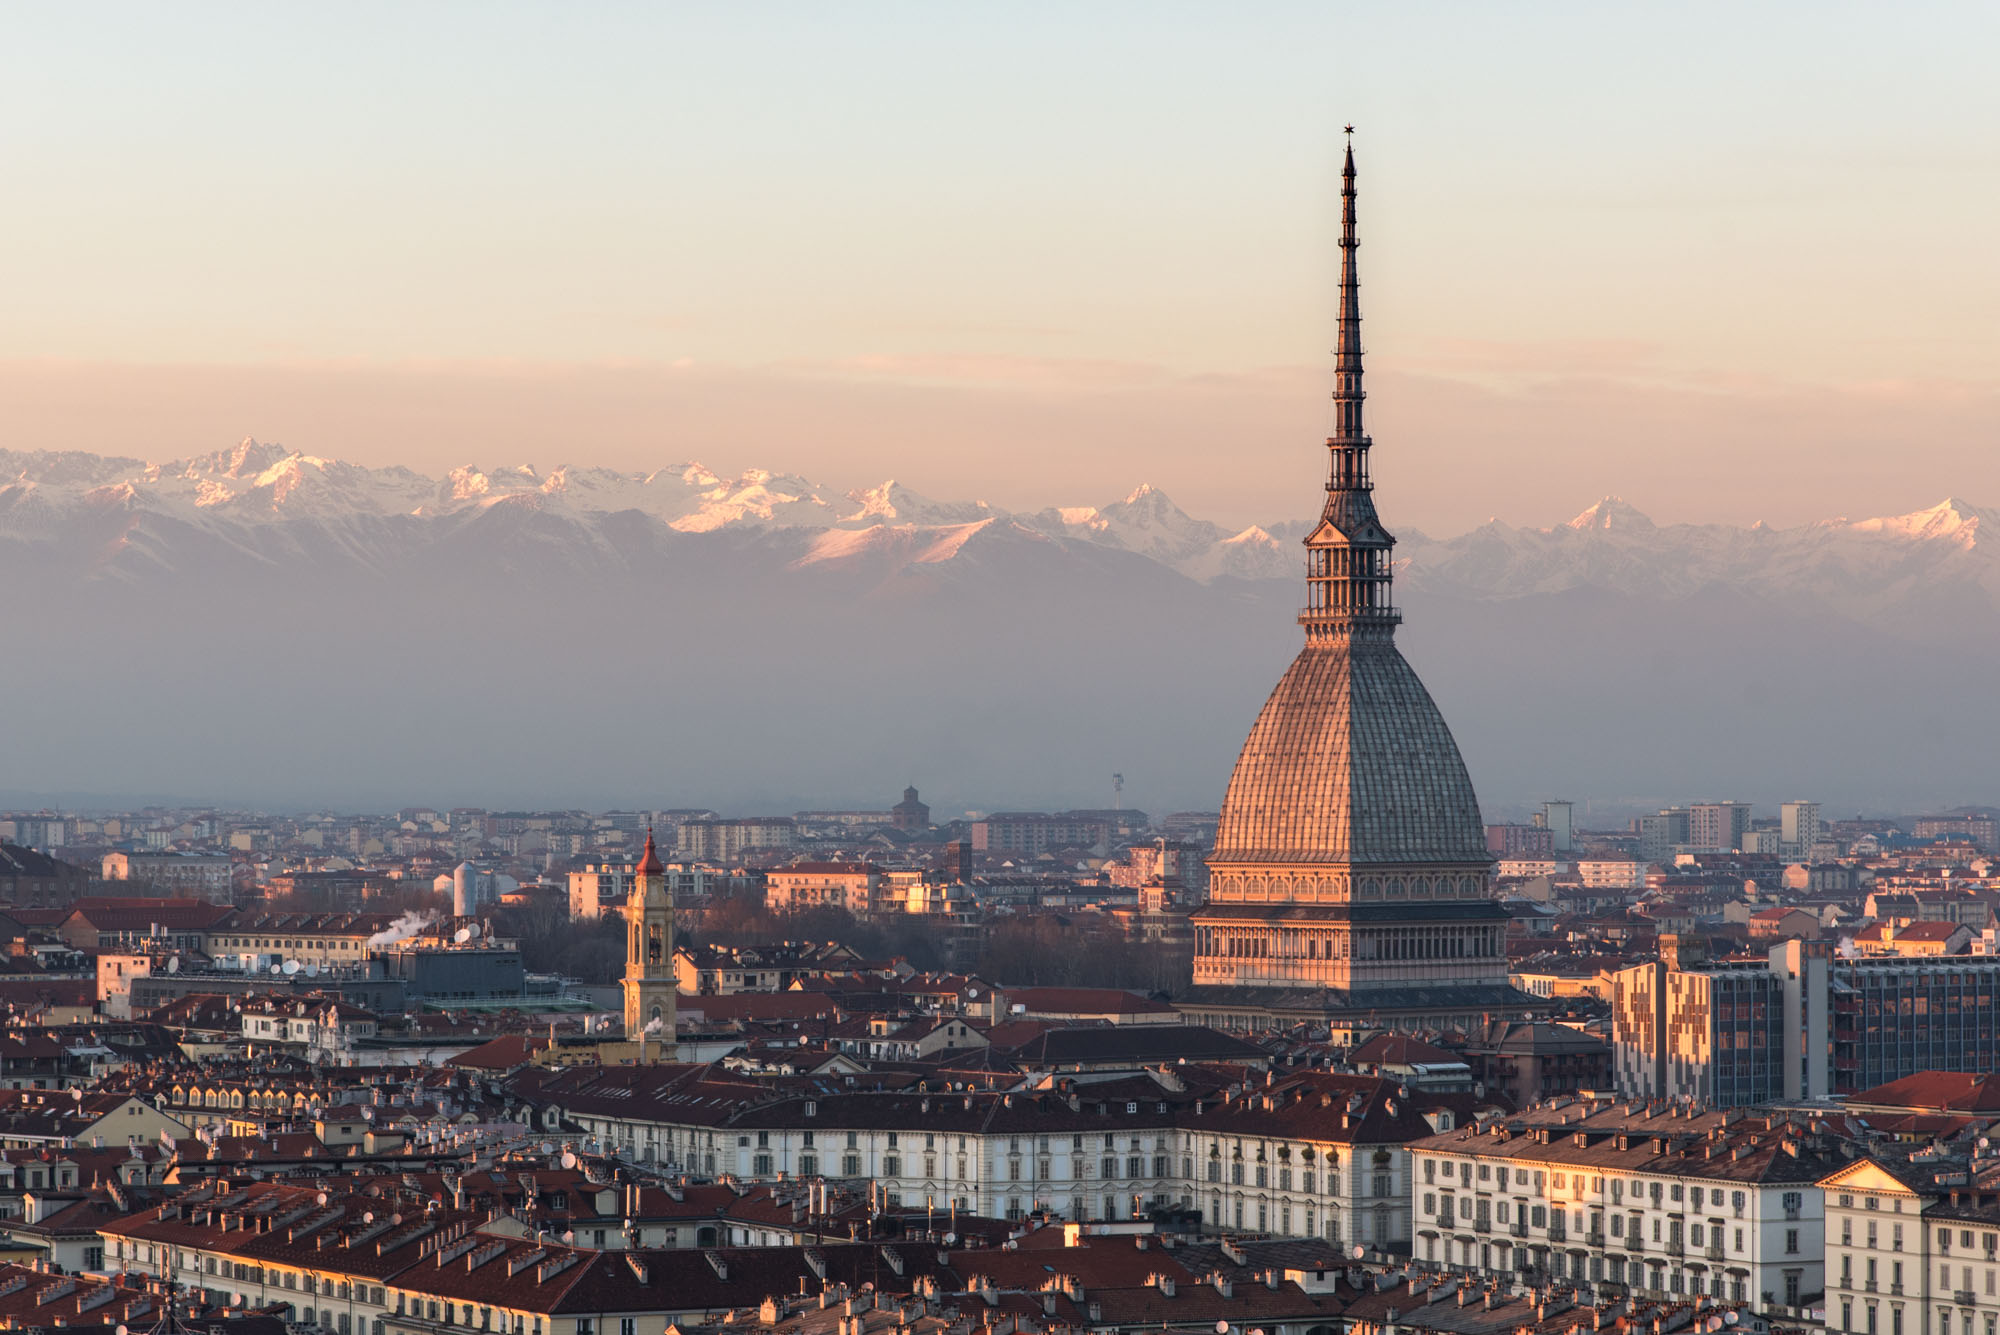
[1613,937,2000,1102]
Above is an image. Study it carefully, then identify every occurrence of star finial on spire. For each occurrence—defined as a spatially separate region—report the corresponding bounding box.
[1344,124,1354,137]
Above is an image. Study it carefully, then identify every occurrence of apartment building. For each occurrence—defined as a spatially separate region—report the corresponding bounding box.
[763,863,890,916]
[673,817,795,863]
[1821,1152,1997,1335]
[1409,1099,1841,1312]
[101,851,234,900]
[569,860,751,918]
[1579,860,1648,891]
[971,813,1128,856]
[206,912,410,970]
[1179,1072,1432,1250]
[512,1065,1440,1238]
[99,1179,887,1335]
[1782,803,1823,859]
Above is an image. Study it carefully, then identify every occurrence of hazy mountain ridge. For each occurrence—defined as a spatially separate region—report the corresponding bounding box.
[4,442,1994,812]
[4,443,1996,617]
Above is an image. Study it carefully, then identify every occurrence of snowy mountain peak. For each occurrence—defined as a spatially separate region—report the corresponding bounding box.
[1565,496,1655,533]
[1224,524,1282,548]
[840,480,992,528]
[447,466,494,501]
[1853,497,1996,547]
[1112,482,1189,518]
[207,437,291,479]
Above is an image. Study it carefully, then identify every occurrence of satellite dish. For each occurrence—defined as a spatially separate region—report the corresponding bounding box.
[283,960,302,976]
[468,922,483,939]
[1216,1323,1230,1334]
[270,964,283,976]
[561,1230,575,1244]
[1723,1315,1739,1327]
[1350,1244,1365,1260]
[560,1151,577,1170]
[1708,1319,1724,1331]
[117,1326,129,1335]
[363,1211,375,1223]
[967,988,979,999]
[316,1192,329,1206]
[540,1142,555,1157]
[167,957,179,975]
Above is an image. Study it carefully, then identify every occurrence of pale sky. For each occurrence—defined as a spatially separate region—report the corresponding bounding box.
[4,3,1997,532]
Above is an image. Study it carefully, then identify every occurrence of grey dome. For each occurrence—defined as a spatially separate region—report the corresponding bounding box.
[1213,637,1488,865]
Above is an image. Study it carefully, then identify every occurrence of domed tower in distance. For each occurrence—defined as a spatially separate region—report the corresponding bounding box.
[892,785,931,831]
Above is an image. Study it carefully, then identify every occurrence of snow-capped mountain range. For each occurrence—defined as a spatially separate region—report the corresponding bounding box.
[4,440,1994,815]
[4,439,1996,616]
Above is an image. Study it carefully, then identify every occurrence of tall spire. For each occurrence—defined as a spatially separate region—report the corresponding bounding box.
[1333,127,1364,446]
[1299,128,1399,641]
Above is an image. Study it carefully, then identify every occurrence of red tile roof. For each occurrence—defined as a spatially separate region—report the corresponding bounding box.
[1849,1070,2000,1113]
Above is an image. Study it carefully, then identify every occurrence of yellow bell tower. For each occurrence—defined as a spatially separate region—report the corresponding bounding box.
[622,829,677,1060]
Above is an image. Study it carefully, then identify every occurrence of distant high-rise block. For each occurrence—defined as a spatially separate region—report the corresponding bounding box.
[1541,800,1574,854]
[1485,824,1555,859]
[1689,801,1753,852]
[1780,801,1821,855]
[1637,808,1691,864]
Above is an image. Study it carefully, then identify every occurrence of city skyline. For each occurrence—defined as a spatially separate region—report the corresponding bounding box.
[5,10,2000,1318]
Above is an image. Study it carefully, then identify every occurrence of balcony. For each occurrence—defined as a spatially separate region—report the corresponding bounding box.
[1666,1240,1685,1257]
[1586,1232,1606,1248]
[1625,1237,1645,1252]
[1511,1223,1528,1239]
[1957,1292,1977,1307]
[1706,1246,1726,1261]
[1473,1219,1492,1234]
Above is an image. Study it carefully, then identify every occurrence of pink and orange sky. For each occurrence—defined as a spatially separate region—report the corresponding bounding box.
[4,3,1996,533]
